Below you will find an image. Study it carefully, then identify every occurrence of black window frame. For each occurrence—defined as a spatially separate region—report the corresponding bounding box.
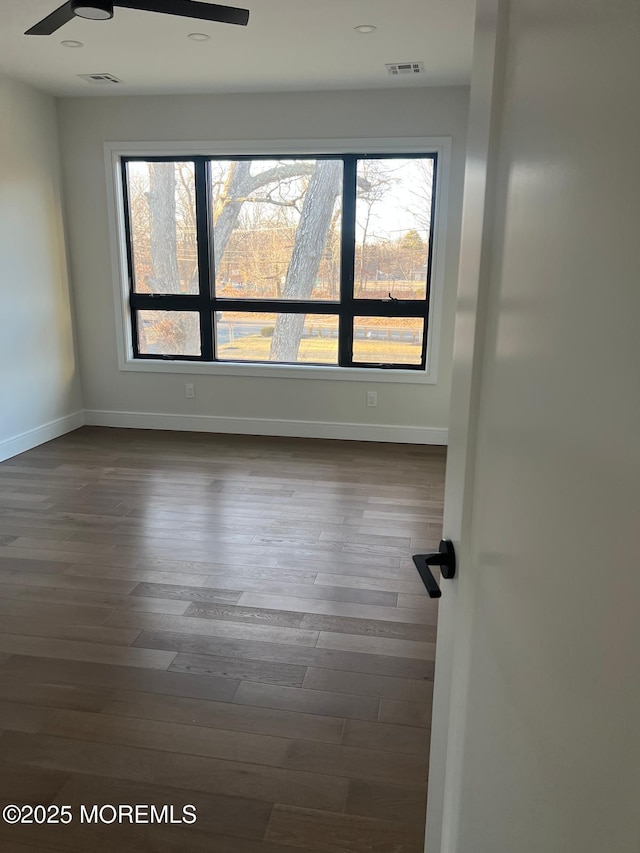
[121,152,438,371]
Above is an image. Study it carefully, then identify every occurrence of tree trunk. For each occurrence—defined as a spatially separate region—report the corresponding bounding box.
[147,163,180,293]
[212,161,253,271]
[270,160,342,362]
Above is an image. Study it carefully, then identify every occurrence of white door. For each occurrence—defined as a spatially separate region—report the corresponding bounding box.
[426,1,640,851]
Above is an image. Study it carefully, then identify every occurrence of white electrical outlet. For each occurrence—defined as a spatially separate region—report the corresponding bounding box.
[366,391,378,407]
[185,383,195,399]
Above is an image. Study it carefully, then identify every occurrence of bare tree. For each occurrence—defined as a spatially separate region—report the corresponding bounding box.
[355,161,394,295]
[404,158,434,235]
[146,163,199,353]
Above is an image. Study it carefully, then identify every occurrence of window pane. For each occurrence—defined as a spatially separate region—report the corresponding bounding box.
[211,160,342,301]
[137,311,201,356]
[352,317,424,365]
[216,312,338,364]
[354,157,434,300]
[126,161,199,295]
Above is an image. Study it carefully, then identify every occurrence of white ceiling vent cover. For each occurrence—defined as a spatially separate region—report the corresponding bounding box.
[385,62,425,76]
[78,73,123,84]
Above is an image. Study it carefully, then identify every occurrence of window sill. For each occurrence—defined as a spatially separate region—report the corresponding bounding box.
[119,358,437,385]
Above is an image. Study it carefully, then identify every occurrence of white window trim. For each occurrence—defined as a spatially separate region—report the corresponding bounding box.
[104,137,451,385]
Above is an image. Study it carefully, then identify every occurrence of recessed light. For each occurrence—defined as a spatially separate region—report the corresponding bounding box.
[354,25,377,34]
[61,40,84,48]
[188,32,211,41]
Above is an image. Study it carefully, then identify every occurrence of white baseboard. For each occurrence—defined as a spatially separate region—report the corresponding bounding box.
[0,410,447,460]
[0,411,86,463]
[84,409,448,445]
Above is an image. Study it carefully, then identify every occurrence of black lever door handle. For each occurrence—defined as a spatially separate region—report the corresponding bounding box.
[412,539,456,599]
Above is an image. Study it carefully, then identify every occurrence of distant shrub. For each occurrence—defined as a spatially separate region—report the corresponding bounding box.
[261,326,275,337]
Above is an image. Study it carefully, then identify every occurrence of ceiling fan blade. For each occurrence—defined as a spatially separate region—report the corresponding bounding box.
[25,2,75,35]
[116,0,249,26]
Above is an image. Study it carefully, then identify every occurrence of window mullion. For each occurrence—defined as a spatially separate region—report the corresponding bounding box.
[339,156,357,367]
[195,157,214,361]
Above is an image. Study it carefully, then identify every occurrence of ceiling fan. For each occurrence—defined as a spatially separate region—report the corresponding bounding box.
[25,0,250,36]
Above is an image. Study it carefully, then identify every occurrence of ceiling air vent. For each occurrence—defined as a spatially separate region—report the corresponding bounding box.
[386,62,425,76]
[78,73,123,84]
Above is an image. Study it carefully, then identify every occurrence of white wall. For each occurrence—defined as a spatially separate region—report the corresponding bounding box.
[57,86,468,442]
[0,76,83,461]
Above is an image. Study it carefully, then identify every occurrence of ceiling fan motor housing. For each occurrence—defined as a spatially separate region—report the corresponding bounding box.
[71,0,114,20]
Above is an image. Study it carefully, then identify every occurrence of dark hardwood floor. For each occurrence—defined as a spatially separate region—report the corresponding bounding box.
[0,427,445,852]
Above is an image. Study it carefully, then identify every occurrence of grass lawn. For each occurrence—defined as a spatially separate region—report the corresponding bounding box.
[216,334,421,365]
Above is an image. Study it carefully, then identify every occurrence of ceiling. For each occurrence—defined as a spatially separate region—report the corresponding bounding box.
[0,0,475,97]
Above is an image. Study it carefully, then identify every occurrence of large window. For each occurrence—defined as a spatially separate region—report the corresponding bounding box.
[120,153,437,370]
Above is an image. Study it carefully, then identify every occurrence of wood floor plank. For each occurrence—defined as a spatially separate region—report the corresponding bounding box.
[314,572,428,596]
[64,563,227,587]
[130,581,243,605]
[0,655,239,703]
[203,566,319,585]
[0,597,112,625]
[0,674,114,712]
[276,557,418,581]
[0,635,176,670]
[184,601,305,628]
[0,546,138,568]
[397,592,441,612]
[0,616,141,647]
[0,557,73,574]
[344,779,428,824]
[67,528,255,547]
[167,651,305,686]
[302,667,434,703]
[105,610,321,647]
[265,805,424,853]
[7,537,114,554]
[0,584,192,615]
[0,570,137,594]
[342,719,431,755]
[282,739,427,785]
[301,612,437,641]
[316,631,436,661]
[378,699,432,728]
[0,840,58,853]
[239,592,430,625]
[134,554,281,572]
[0,699,54,733]
[0,762,71,805]
[233,682,380,721]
